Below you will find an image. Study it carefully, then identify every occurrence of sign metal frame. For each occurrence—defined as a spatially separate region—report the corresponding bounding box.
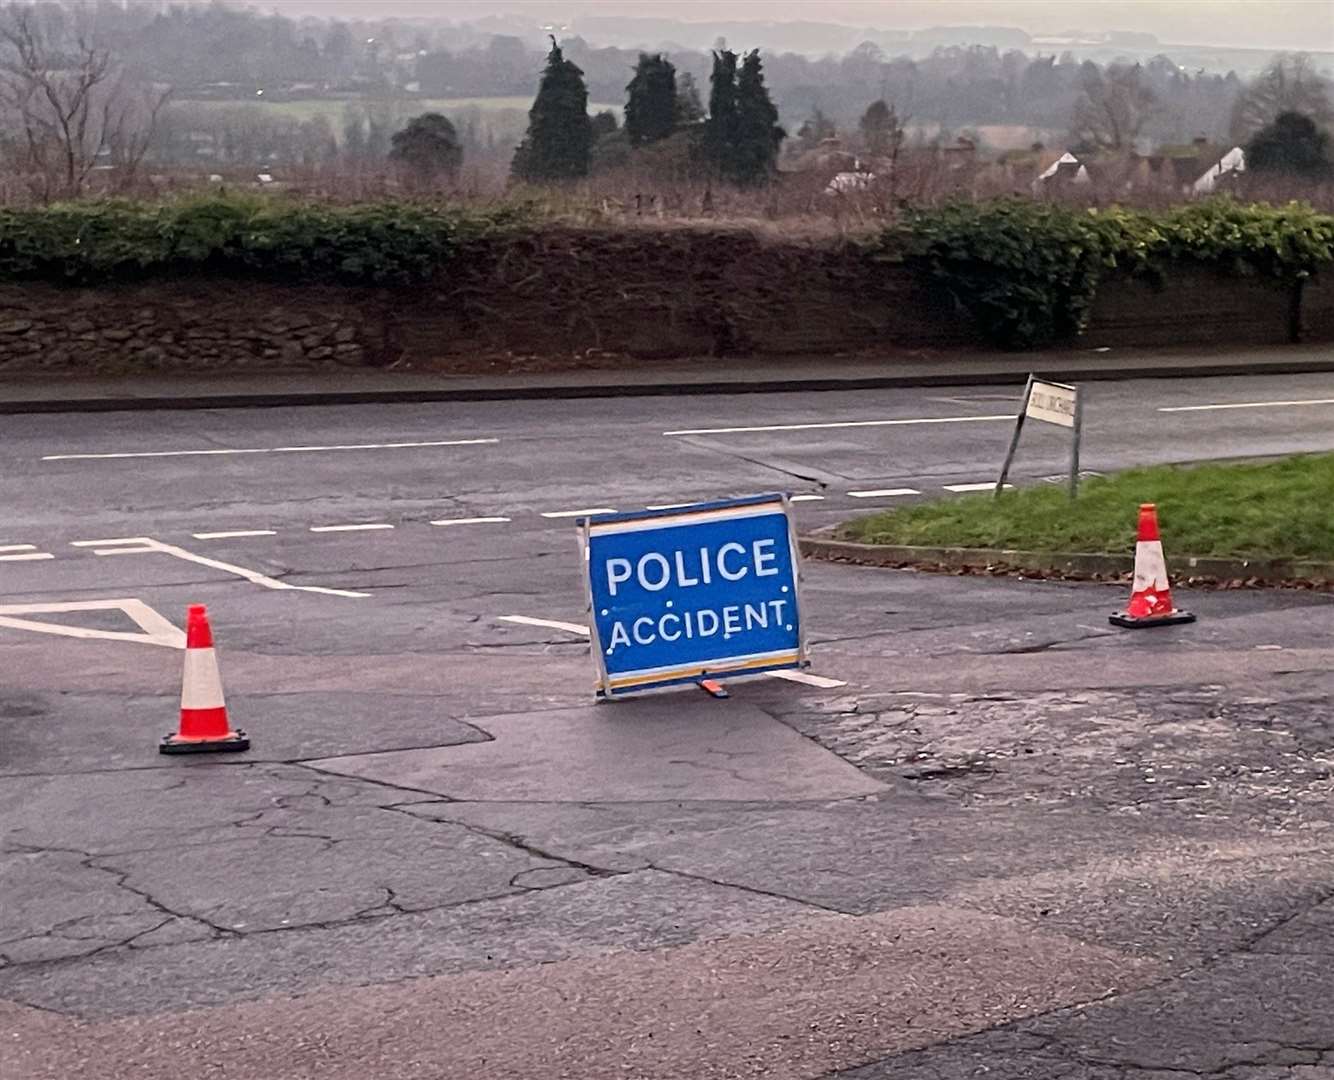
[995,375,1085,500]
[578,493,809,700]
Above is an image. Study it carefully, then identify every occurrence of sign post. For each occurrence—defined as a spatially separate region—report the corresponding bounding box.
[994,374,1034,498]
[580,494,807,699]
[996,375,1084,500]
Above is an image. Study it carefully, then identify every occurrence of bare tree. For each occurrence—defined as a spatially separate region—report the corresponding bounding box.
[1231,53,1333,141]
[1072,62,1157,152]
[0,4,169,200]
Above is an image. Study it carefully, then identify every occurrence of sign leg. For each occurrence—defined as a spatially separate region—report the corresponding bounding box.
[1069,393,1085,500]
[996,374,1034,497]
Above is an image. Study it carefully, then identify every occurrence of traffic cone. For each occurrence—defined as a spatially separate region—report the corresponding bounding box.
[1109,504,1196,629]
[160,605,250,754]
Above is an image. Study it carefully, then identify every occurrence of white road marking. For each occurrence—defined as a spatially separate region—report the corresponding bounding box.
[0,544,37,552]
[645,503,695,511]
[0,598,185,649]
[664,414,1013,436]
[70,536,146,547]
[430,516,512,526]
[193,530,278,540]
[1159,398,1334,413]
[944,482,1010,493]
[497,616,845,690]
[541,508,616,519]
[789,494,826,502]
[847,488,920,499]
[42,438,498,462]
[500,615,591,636]
[770,670,848,689]
[69,537,369,598]
[0,552,55,562]
[310,523,394,533]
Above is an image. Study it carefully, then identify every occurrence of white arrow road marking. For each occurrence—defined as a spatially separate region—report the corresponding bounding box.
[497,615,847,688]
[69,537,368,598]
[0,598,185,648]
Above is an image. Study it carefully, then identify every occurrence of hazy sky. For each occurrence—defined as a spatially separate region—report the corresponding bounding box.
[260,1,1334,52]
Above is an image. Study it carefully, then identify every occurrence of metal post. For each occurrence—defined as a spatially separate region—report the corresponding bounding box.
[1068,389,1084,500]
[995,374,1034,498]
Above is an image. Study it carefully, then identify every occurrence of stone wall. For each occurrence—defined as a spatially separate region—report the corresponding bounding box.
[0,282,382,373]
[1084,268,1297,348]
[0,228,1328,376]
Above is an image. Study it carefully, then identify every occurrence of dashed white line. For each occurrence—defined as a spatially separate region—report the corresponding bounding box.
[771,670,848,689]
[193,529,278,540]
[789,494,826,502]
[944,482,1010,493]
[1158,398,1334,413]
[847,488,921,499]
[309,523,395,533]
[0,544,37,553]
[42,438,499,462]
[430,516,512,526]
[664,414,1013,436]
[71,537,145,548]
[499,615,591,636]
[541,508,616,519]
[645,503,695,511]
[0,552,54,562]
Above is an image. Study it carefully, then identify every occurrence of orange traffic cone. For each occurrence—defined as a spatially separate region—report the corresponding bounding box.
[1109,504,1196,629]
[160,605,250,754]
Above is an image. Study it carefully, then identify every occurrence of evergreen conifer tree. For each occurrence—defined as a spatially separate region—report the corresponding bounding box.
[703,49,740,180]
[511,38,592,181]
[625,52,678,146]
[733,49,784,185]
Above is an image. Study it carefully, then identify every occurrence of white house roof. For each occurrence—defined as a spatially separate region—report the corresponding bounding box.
[826,171,875,194]
[1036,151,1080,182]
[1193,146,1245,194]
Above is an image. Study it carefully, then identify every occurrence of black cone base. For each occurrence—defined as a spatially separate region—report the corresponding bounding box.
[1109,610,1196,629]
[159,729,250,754]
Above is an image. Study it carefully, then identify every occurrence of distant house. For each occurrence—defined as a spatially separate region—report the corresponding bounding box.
[789,136,861,177]
[825,170,875,194]
[1032,151,1090,193]
[1193,146,1245,194]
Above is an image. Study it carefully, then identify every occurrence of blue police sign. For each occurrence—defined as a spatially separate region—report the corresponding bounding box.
[580,494,807,698]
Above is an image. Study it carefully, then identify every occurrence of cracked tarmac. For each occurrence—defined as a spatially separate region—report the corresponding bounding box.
[5,384,1334,1077]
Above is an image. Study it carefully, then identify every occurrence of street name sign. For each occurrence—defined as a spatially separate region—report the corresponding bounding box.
[1025,379,1078,428]
[996,374,1085,499]
[580,494,807,698]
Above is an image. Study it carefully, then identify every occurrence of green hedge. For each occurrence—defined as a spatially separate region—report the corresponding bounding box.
[0,196,1330,351]
[881,199,1334,349]
[0,197,522,287]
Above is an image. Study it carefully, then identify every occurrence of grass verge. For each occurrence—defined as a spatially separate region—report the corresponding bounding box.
[841,454,1334,562]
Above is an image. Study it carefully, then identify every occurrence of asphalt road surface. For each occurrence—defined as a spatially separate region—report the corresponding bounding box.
[4,370,1334,1079]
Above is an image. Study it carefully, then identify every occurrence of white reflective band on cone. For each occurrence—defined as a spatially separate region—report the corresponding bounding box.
[181,647,227,710]
[1132,540,1170,593]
